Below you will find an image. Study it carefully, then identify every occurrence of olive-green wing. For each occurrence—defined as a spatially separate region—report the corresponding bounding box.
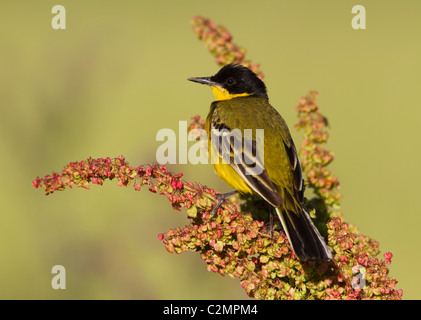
[282,130,304,202]
[209,120,283,207]
[208,97,303,207]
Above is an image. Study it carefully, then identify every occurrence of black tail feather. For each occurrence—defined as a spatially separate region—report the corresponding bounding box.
[275,206,332,261]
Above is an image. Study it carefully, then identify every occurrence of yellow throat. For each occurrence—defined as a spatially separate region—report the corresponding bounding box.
[211,86,251,101]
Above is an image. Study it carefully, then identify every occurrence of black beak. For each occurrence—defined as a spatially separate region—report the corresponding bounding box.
[187,76,219,87]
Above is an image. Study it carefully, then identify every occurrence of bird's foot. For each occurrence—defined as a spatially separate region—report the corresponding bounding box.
[208,190,239,222]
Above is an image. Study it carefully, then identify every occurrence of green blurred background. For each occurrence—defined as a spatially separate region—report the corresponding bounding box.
[1,0,420,299]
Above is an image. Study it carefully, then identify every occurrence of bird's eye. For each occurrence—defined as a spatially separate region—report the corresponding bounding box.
[226,78,235,86]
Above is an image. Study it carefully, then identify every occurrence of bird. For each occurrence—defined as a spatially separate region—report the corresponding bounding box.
[188,63,332,261]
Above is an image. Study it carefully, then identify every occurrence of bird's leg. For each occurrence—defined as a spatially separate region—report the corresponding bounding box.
[208,190,239,222]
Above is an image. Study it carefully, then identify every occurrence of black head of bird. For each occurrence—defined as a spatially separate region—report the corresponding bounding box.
[188,64,268,101]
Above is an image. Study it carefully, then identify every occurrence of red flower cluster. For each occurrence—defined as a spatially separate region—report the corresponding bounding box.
[295,91,342,215]
[32,156,187,211]
[191,16,264,80]
[187,115,206,132]
[159,208,402,299]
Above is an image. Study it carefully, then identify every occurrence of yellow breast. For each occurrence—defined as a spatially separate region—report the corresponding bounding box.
[209,148,254,195]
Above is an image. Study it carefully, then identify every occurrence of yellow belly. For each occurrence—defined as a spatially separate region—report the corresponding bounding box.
[212,162,254,195]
